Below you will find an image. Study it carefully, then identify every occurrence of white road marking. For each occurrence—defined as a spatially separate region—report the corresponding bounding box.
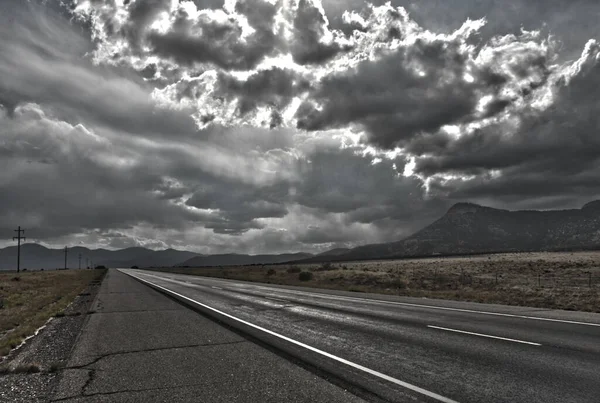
[213,282,600,328]
[427,325,542,346]
[133,270,600,328]
[123,270,459,403]
[211,286,223,290]
[265,297,289,303]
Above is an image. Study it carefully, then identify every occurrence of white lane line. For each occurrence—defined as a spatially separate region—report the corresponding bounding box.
[235,286,600,328]
[138,271,600,328]
[211,286,223,290]
[265,297,288,303]
[123,271,459,403]
[427,325,542,346]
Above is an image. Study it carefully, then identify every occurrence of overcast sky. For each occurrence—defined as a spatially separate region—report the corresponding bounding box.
[1,0,599,253]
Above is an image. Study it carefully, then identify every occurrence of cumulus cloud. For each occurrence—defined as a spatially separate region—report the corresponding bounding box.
[79,0,560,150]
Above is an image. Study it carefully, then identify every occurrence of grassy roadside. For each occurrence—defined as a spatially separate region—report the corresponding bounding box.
[0,269,106,357]
[150,251,600,313]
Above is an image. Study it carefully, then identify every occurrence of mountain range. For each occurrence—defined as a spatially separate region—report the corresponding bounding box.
[1,201,599,270]
[303,200,600,262]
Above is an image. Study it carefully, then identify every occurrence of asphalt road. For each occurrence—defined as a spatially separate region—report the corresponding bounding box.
[51,270,364,402]
[121,269,600,403]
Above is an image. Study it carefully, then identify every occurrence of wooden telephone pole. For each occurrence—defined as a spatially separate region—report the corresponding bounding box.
[13,226,26,273]
[64,246,68,270]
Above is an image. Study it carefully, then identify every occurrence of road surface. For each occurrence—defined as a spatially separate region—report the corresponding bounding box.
[51,270,364,402]
[121,268,600,403]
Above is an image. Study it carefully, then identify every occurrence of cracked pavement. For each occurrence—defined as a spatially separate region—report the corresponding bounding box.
[50,270,364,402]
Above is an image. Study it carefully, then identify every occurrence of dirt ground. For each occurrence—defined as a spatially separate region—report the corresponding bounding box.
[154,251,600,312]
[0,269,105,357]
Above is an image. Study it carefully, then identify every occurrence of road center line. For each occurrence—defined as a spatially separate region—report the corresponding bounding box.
[123,270,459,403]
[224,283,600,328]
[427,325,542,346]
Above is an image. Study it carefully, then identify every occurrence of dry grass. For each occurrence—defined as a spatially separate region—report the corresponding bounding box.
[0,269,105,357]
[153,251,600,312]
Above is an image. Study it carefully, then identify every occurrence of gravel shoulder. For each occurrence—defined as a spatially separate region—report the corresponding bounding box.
[0,272,105,403]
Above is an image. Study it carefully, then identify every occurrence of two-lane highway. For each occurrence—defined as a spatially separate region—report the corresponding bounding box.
[120,269,600,403]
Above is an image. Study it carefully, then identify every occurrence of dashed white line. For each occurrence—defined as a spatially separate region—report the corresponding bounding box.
[225,284,600,328]
[211,286,223,290]
[123,270,459,403]
[265,297,288,303]
[132,270,600,328]
[427,325,542,346]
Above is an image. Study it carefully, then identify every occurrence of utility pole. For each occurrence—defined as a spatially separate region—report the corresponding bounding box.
[86,257,89,269]
[13,226,26,273]
[64,246,68,270]
[78,253,82,270]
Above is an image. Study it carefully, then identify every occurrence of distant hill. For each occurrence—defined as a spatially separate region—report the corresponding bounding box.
[0,245,201,270]
[317,248,351,257]
[300,200,600,263]
[0,245,313,271]
[4,200,599,270]
[178,253,313,267]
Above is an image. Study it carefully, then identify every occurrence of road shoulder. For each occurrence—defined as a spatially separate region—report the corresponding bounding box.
[0,272,104,403]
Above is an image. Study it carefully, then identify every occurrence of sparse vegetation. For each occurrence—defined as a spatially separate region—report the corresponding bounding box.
[298,271,313,281]
[149,251,600,312]
[0,269,106,357]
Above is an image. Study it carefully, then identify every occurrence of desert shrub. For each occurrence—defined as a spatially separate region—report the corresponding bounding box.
[287,266,301,273]
[266,269,276,276]
[299,271,313,281]
[316,262,336,271]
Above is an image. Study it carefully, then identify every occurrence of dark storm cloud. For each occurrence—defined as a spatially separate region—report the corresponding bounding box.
[99,1,557,150]
[295,16,554,149]
[0,104,205,239]
[289,0,350,64]
[325,0,600,61]
[414,40,600,208]
[0,1,200,140]
[147,0,279,70]
[185,179,290,234]
[215,68,310,119]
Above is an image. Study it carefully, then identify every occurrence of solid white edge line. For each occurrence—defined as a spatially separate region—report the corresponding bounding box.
[146,271,600,328]
[427,325,542,346]
[121,270,459,403]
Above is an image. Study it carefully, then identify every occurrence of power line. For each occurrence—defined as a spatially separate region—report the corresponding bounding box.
[12,226,26,273]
